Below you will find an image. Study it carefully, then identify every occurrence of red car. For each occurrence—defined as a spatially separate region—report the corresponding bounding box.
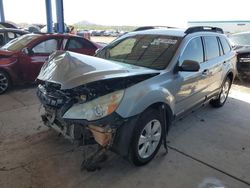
[0,33,101,94]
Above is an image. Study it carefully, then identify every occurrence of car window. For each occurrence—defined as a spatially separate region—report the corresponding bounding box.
[2,34,40,51]
[109,38,136,57]
[97,35,181,70]
[32,39,58,54]
[204,36,220,60]
[6,32,17,43]
[180,37,204,63]
[219,37,231,54]
[7,32,15,40]
[65,38,95,49]
[0,33,4,46]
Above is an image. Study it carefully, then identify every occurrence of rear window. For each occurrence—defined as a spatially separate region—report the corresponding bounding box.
[97,35,182,70]
[64,38,96,49]
[2,34,40,51]
[204,36,220,60]
[219,37,231,54]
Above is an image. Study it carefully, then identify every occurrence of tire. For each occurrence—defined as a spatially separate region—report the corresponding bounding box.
[130,109,163,166]
[210,77,232,108]
[0,71,11,94]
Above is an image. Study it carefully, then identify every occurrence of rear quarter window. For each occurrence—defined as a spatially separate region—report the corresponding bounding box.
[219,37,231,54]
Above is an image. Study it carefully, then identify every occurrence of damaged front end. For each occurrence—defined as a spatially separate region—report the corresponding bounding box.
[37,80,124,148]
[36,51,159,170]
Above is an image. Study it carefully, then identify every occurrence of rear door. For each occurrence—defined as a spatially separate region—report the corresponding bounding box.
[201,36,223,96]
[63,37,97,55]
[20,38,60,82]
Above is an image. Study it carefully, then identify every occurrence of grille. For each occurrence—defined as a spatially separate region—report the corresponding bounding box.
[37,84,66,108]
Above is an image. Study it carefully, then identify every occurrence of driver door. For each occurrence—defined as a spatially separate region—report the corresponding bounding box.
[20,38,59,82]
[175,37,209,115]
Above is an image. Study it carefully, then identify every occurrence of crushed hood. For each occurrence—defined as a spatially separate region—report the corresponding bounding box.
[37,51,160,89]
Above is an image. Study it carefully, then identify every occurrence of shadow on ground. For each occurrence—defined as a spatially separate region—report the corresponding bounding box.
[0,83,250,188]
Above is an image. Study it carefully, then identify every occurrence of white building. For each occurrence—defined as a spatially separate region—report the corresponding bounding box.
[188,21,250,34]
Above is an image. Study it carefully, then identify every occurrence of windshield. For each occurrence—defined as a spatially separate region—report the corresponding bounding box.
[96,34,181,70]
[229,33,250,46]
[2,34,40,51]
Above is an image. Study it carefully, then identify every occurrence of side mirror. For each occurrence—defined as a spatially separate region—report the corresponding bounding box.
[179,60,200,72]
[22,47,29,55]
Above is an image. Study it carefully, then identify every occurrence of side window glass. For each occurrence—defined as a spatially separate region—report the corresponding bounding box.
[6,32,16,43]
[32,39,57,54]
[204,36,220,60]
[180,37,204,63]
[220,37,231,54]
[0,33,4,46]
[65,38,95,49]
[65,38,83,49]
[7,32,15,39]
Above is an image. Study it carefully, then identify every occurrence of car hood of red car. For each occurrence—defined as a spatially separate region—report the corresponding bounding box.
[37,51,160,90]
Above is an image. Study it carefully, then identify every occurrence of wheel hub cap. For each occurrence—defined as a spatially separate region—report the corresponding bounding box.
[220,80,230,103]
[138,119,162,159]
[0,73,8,93]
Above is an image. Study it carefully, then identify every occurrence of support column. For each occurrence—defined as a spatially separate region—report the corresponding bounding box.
[45,0,53,33]
[55,0,64,33]
[0,0,5,22]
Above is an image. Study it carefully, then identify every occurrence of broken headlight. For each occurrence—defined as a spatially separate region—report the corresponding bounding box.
[63,90,124,121]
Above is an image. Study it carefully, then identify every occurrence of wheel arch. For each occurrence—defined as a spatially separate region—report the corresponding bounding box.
[143,102,174,126]
[226,71,234,83]
[112,101,173,158]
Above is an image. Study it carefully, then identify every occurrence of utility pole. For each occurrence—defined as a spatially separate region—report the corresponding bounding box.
[0,0,5,22]
[55,0,64,33]
[45,0,53,33]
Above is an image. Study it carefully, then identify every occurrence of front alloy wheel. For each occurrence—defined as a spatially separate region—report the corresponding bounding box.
[0,71,10,94]
[130,109,163,166]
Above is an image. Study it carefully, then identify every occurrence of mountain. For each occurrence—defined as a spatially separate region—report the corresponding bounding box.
[74,20,97,26]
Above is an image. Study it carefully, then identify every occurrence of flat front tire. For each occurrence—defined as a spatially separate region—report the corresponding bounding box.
[130,109,163,166]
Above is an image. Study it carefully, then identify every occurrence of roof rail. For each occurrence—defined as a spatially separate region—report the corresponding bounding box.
[133,26,177,32]
[185,26,224,34]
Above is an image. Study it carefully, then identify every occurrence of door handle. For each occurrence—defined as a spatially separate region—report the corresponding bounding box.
[202,69,209,76]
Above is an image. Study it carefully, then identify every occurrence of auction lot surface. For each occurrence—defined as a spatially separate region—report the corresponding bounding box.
[0,83,250,188]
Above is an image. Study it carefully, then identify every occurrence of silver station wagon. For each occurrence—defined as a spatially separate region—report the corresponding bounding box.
[37,26,237,170]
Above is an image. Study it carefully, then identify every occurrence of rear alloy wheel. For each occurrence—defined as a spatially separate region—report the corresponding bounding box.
[210,77,231,108]
[130,109,163,166]
[0,71,10,94]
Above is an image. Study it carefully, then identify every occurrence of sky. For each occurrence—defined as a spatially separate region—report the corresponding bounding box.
[3,0,250,27]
